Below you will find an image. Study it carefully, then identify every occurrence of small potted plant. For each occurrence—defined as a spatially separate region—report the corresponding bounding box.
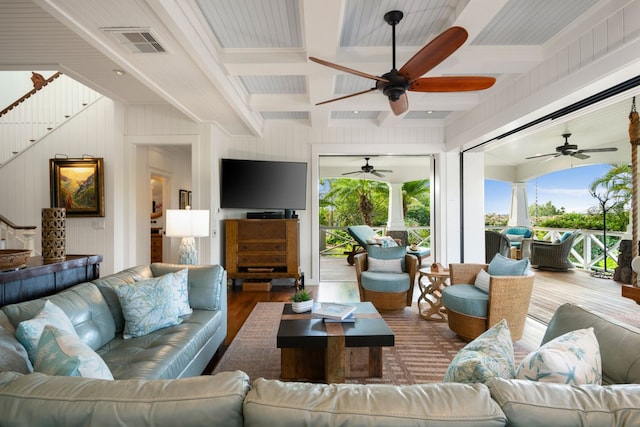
[290,289,313,313]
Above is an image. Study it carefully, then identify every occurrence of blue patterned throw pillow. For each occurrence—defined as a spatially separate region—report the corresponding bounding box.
[34,325,113,380]
[516,327,601,385]
[115,274,183,339]
[15,300,79,362]
[443,319,515,383]
[135,269,192,317]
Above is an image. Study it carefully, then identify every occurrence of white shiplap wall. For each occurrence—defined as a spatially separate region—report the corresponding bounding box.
[447,1,640,150]
[0,96,117,273]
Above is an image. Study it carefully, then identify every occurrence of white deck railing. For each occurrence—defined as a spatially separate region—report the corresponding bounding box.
[321,225,624,271]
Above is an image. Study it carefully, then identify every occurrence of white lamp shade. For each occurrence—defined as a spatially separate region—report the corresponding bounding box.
[165,209,209,237]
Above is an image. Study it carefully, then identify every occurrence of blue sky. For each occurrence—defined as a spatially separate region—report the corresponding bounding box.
[485,164,612,215]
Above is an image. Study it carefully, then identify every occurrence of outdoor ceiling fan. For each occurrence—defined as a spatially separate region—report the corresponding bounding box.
[525,133,618,160]
[342,157,392,178]
[309,10,496,116]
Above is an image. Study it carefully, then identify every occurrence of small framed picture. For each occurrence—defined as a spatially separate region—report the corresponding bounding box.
[50,158,105,217]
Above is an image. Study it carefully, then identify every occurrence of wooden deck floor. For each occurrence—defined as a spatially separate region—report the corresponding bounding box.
[319,254,640,330]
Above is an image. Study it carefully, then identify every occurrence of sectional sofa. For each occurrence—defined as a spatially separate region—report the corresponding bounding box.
[0,260,639,426]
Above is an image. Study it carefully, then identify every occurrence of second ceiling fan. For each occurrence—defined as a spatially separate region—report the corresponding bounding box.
[309,10,496,116]
[526,133,618,160]
[343,158,392,178]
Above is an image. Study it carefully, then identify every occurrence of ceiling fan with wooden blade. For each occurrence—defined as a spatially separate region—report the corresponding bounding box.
[342,157,392,178]
[309,10,496,116]
[525,133,618,160]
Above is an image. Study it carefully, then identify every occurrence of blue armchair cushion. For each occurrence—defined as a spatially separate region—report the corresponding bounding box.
[503,227,532,248]
[442,285,488,318]
[361,271,411,293]
[367,245,407,271]
[488,253,530,276]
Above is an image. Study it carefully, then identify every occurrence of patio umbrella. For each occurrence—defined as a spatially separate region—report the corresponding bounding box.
[629,97,640,285]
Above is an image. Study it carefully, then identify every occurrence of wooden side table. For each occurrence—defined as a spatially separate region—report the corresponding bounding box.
[417,268,450,321]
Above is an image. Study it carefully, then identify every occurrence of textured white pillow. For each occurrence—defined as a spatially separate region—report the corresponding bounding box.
[368,257,403,273]
[474,269,491,293]
[516,327,601,385]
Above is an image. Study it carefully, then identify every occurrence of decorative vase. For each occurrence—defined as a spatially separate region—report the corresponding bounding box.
[42,208,66,262]
[292,299,313,313]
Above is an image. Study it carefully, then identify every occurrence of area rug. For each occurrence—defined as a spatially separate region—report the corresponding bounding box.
[212,302,531,384]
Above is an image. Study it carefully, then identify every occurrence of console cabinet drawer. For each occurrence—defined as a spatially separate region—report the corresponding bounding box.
[238,254,286,266]
[238,242,286,252]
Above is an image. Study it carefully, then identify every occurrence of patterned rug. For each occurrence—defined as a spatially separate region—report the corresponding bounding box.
[212,302,531,384]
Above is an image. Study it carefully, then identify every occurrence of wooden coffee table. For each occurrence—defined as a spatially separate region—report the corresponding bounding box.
[277,302,394,383]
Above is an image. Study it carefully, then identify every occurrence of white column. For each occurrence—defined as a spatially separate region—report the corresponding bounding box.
[462,151,485,263]
[387,182,406,230]
[508,182,532,227]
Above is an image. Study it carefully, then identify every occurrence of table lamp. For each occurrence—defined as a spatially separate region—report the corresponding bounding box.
[165,207,209,264]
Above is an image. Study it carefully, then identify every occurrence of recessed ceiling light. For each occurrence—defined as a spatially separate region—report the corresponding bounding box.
[353,110,359,114]
[113,69,125,76]
[427,110,433,114]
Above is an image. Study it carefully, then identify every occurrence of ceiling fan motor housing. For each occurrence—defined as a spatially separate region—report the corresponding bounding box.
[377,70,410,101]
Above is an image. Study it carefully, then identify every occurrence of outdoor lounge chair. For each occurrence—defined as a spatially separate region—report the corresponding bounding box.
[530,230,580,271]
[346,225,430,265]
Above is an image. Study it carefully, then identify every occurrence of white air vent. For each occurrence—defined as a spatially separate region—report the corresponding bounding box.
[102,27,166,53]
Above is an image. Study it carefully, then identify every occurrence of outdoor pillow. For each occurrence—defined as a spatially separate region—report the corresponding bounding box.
[516,327,601,385]
[33,325,113,380]
[134,268,192,317]
[115,274,182,339]
[488,253,530,276]
[366,235,398,247]
[505,233,524,243]
[443,319,515,383]
[559,231,574,242]
[474,269,491,293]
[15,300,79,362]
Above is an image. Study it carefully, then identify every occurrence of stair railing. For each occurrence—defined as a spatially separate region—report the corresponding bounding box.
[0,214,36,254]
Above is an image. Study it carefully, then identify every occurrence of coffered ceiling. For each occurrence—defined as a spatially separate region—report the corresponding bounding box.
[0,0,638,177]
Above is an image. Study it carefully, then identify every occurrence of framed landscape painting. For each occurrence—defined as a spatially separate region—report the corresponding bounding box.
[50,158,105,217]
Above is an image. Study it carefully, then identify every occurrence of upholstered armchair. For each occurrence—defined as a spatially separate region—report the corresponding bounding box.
[442,260,534,341]
[485,230,510,263]
[530,230,580,271]
[354,246,418,311]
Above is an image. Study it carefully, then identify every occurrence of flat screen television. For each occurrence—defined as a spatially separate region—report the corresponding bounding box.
[220,158,307,210]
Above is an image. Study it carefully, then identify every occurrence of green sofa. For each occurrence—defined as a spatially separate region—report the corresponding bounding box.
[1,272,639,427]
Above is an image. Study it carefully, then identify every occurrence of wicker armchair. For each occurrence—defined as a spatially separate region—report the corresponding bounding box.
[485,230,510,263]
[354,251,418,311]
[530,230,580,271]
[443,263,535,341]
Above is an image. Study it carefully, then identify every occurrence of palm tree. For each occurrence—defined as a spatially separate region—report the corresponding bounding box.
[321,178,388,226]
[589,164,631,211]
[402,180,430,216]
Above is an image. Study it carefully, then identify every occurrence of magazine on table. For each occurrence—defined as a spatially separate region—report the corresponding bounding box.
[313,303,356,320]
[322,312,356,323]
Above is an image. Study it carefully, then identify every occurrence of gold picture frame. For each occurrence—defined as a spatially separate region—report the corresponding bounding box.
[50,158,105,217]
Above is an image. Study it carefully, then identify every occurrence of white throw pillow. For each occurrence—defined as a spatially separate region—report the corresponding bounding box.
[367,257,403,273]
[516,327,601,385]
[474,269,491,293]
